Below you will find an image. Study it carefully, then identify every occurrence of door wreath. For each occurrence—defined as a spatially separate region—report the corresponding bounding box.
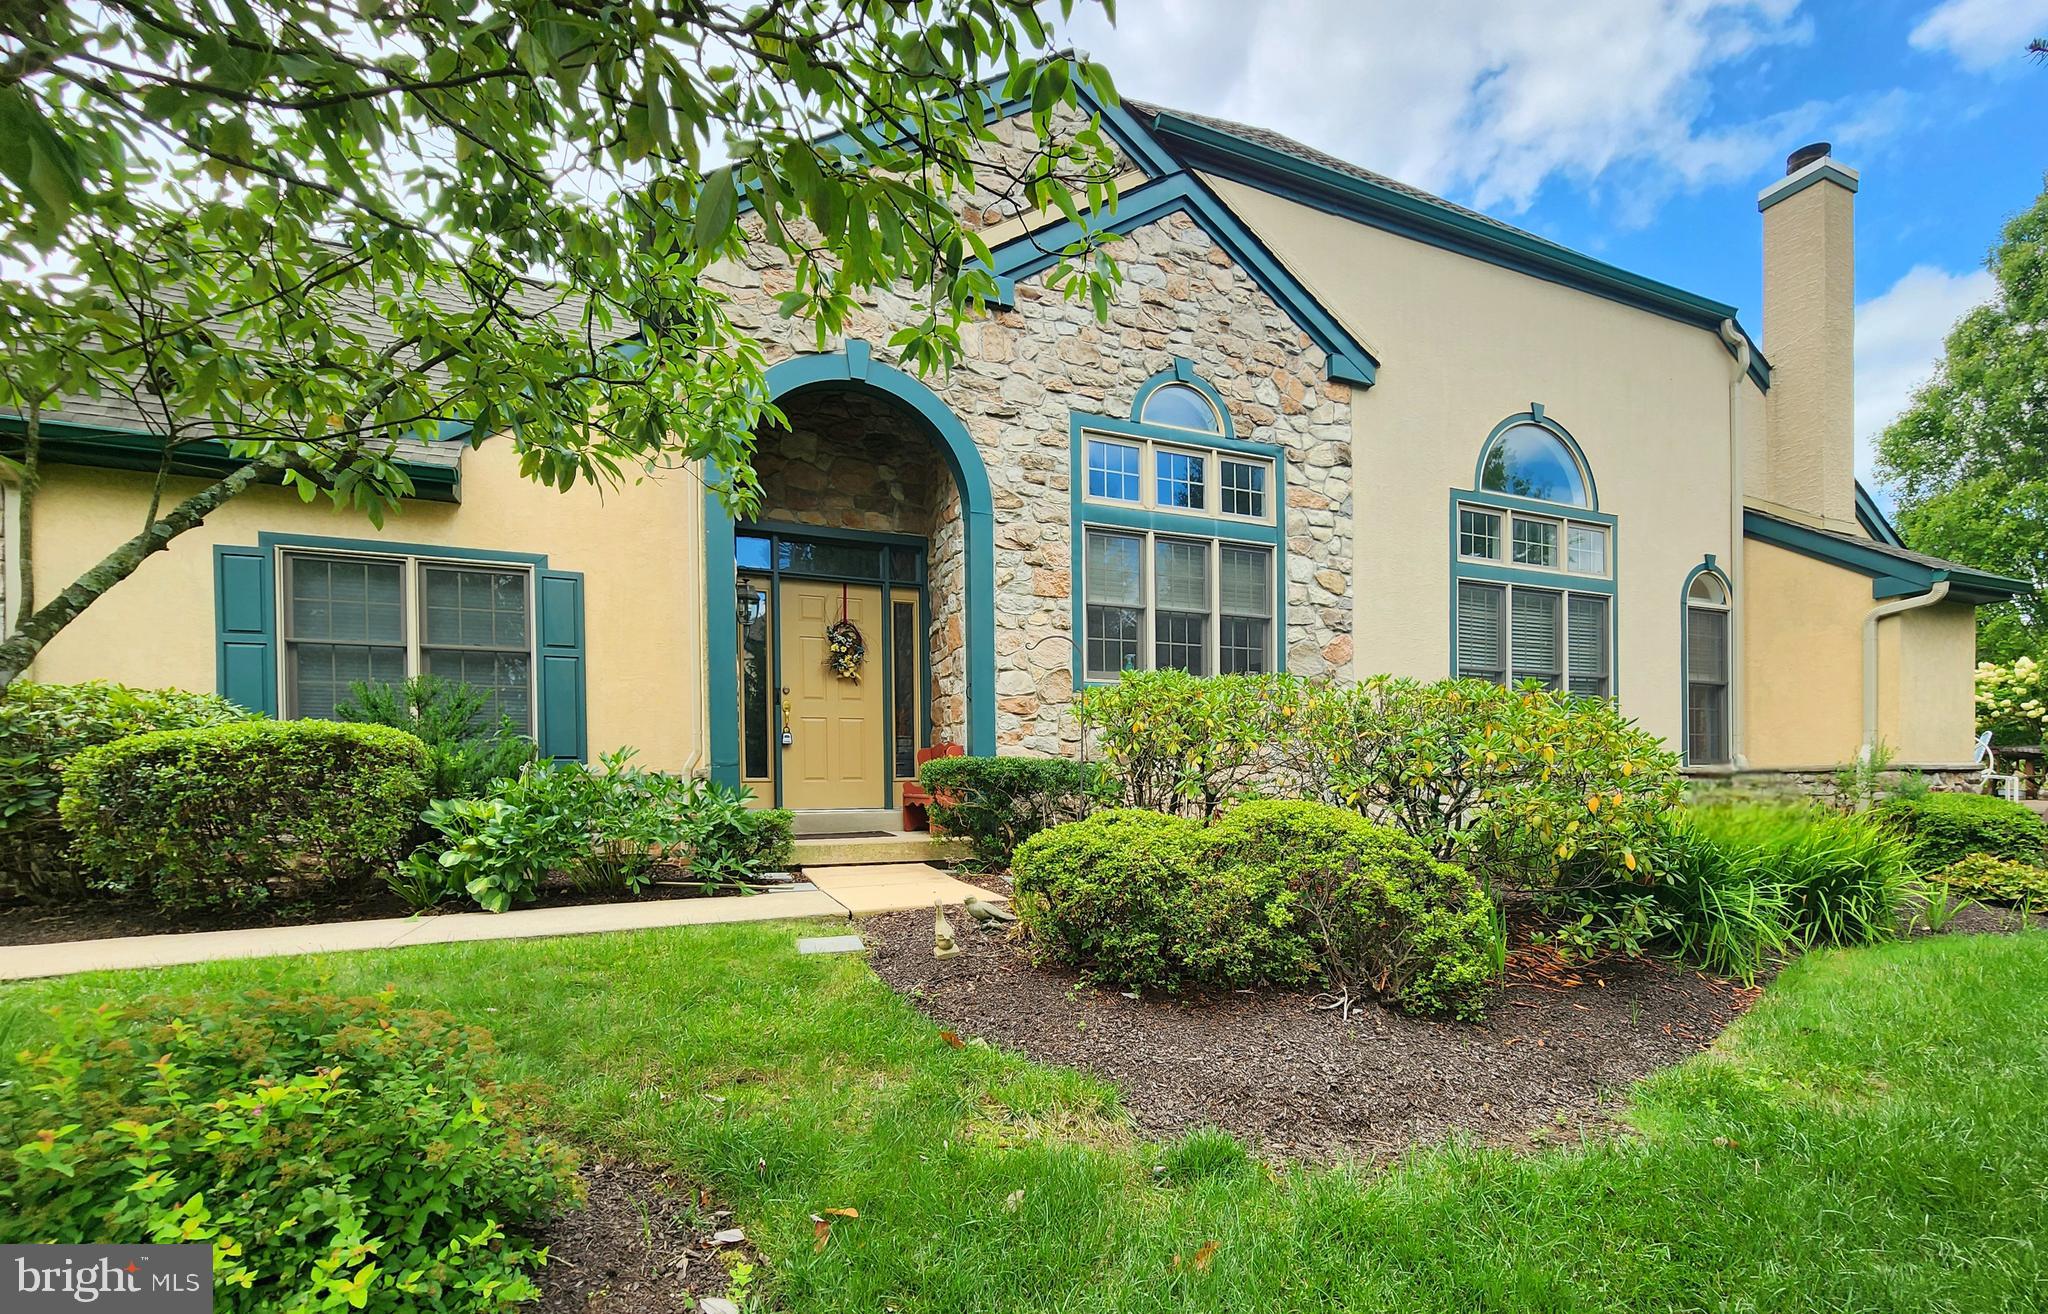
[826,582,867,680]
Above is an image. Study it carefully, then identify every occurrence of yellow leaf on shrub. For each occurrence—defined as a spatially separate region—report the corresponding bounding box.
[1624,850,1637,871]
[1586,796,1600,813]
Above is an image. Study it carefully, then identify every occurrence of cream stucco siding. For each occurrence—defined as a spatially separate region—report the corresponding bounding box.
[1742,539,1978,769]
[24,442,709,773]
[1204,174,1743,749]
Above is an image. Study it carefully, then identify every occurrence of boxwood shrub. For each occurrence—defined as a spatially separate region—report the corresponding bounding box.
[61,720,430,908]
[0,680,253,898]
[0,990,577,1312]
[1010,800,1498,1019]
[917,755,1100,867]
[1876,791,2048,871]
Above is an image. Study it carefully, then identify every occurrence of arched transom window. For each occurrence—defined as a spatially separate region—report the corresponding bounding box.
[1140,381,1223,434]
[1479,422,1591,507]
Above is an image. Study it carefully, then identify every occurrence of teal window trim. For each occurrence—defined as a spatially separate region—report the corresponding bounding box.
[1680,556,1734,768]
[1473,405,1600,511]
[980,172,1379,387]
[0,416,461,502]
[1132,360,1235,440]
[222,531,585,760]
[1447,490,1619,696]
[1069,411,1288,688]
[706,342,995,788]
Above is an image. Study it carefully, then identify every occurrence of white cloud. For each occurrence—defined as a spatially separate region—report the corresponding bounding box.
[1909,0,2048,73]
[1854,264,1997,485]
[1058,0,1886,223]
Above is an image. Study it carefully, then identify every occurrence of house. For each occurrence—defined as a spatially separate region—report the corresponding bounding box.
[2,83,2028,829]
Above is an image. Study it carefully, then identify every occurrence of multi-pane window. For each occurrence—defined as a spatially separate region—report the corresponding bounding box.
[1512,517,1557,568]
[1219,458,1267,519]
[1219,546,1272,674]
[1155,449,1206,511]
[1153,538,1210,673]
[1455,580,1608,696]
[1081,528,1274,680]
[1686,572,1731,765]
[283,551,534,730]
[1083,529,1144,680]
[1086,438,1142,503]
[1455,503,1608,579]
[1459,507,1502,560]
[1080,430,1274,524]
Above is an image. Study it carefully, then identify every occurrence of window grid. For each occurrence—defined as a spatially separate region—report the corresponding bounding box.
[1155,449,1206,511]
[1080,429,1275,525]
[1219,458,1267,519]
[1458,502,1609,579]
[1086,438,1141,503]
[1459,507,1502,561]
[280,550,535,732]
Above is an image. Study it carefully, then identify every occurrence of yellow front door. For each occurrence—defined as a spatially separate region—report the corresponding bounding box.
[780,581,887,810]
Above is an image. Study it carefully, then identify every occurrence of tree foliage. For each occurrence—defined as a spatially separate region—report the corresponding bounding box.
[0,0,1123,682]
[1877,178,2048,659]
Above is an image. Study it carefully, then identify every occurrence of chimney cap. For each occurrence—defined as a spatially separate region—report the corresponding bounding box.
[1786,142,1831,175]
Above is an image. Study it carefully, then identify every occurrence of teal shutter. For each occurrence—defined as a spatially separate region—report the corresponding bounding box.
[214,545,278,715]
[535,569,587,761]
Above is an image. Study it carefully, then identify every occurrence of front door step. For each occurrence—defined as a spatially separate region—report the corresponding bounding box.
[791,833,971,868]
[791,808,905,837]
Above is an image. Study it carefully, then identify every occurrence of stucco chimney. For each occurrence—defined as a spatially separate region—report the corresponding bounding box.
[1758,143,1860,526]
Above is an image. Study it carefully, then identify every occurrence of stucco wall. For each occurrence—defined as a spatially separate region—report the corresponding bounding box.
[1205,174,1743,750]
[23,443,709,773]
[1742,539,1977,769]
[1759,175,1857,528]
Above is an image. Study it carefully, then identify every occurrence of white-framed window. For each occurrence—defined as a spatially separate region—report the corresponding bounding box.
[1455,501,1609,579]
[1085,437,1142,503]
[1456,580,1610,697]
[1080,429,1276,524]
[280,549,535,730]
[1686,571,1732,765]
[1082,527,1275,680]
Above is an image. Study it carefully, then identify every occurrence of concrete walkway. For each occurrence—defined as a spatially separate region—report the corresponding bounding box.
[0,862,999,982]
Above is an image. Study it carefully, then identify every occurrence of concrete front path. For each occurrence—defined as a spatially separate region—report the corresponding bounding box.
[0,863,1000,982]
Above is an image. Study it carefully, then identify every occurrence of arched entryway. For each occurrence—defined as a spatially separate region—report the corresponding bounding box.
[705,342,994,808]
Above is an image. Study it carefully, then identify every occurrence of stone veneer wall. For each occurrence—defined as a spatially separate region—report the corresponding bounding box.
[712,136,1355,755]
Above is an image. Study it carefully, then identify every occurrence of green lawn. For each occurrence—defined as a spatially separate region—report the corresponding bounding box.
[4,924,2045,1313]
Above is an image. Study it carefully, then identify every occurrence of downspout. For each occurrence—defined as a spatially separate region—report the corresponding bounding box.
[1862,579,1950,760]
[1718,320,1750,768]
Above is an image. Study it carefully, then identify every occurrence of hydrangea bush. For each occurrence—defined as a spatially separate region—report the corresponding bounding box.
[1975,655,2048,746]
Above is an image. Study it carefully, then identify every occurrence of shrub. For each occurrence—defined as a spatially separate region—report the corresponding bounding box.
[1010,808,1214,993]
[0,680,253,898]
[1074,672,1682,893]
[1074,670,1283,816]
[416,751,792,911]
[333,674,537,801]
[1685,803,1911,947]
[61,721,429,909]
[918,755,1102,867]
[0,991,577,1312]
[1934,853,2048,907]
[1876,791,2048,871]
[1010,801,1498,1019]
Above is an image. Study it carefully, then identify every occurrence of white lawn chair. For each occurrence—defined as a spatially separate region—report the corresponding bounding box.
[1975,731,2023,802]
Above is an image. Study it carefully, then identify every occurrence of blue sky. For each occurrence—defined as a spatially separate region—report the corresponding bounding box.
[1057,0,2046,491]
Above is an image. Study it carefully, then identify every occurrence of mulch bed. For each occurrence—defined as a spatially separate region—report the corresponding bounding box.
[0,866,790,949]
[533,1161,744,1314]
[866,905,1762,1164]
